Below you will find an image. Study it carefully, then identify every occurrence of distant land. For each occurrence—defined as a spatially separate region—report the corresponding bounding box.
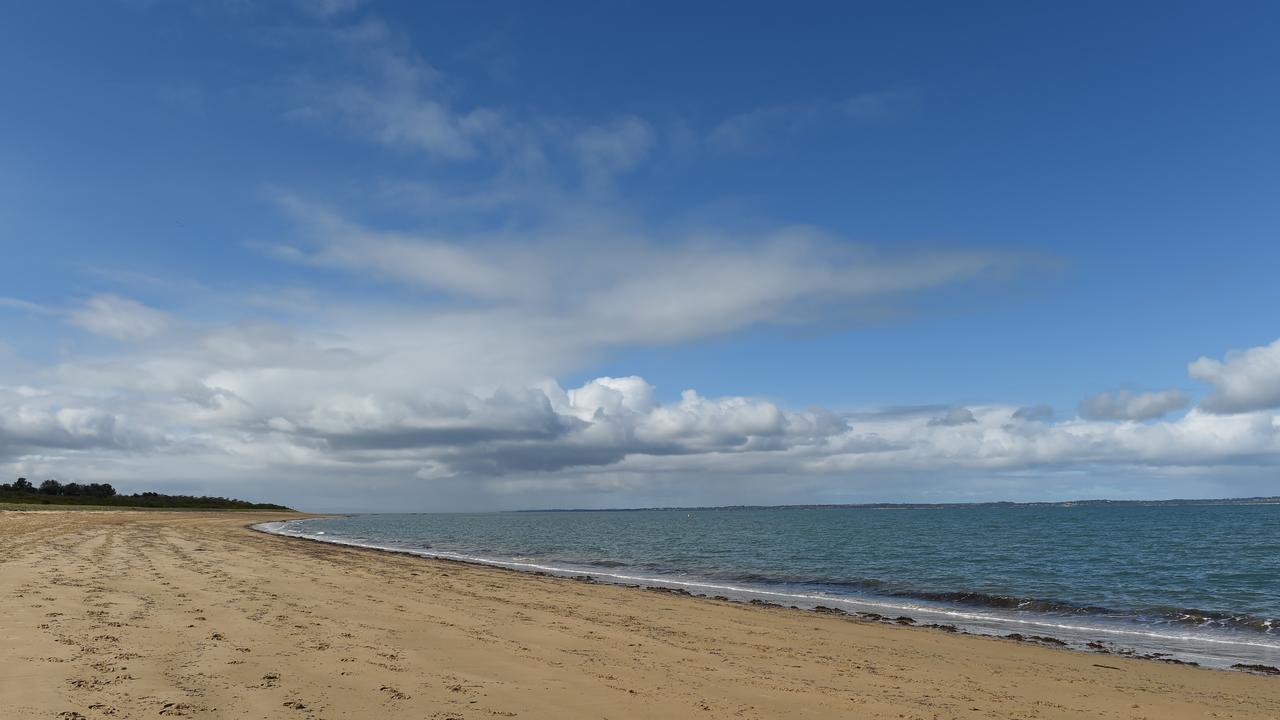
[517,497,1280,512]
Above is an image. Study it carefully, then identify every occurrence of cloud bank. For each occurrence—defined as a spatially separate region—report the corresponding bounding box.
[4,283,1280,511]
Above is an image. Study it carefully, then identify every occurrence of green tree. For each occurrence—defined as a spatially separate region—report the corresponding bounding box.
[85,483,116,498]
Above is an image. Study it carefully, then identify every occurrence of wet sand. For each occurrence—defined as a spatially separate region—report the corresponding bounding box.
[2,509,1277,719]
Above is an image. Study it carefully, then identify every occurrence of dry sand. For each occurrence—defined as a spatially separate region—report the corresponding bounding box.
[2,510,1278,719]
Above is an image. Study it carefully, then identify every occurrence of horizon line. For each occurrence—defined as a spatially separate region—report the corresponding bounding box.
[315,495,1280,514]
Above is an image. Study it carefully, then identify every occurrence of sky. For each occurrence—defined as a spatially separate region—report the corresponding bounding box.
[1,1,1278,512]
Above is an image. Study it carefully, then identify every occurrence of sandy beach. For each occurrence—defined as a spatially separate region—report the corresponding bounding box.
[2,510,1277,719]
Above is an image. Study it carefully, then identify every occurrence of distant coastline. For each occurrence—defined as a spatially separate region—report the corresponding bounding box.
[514,496,1280,513]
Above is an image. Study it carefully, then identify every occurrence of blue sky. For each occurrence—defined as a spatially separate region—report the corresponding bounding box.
[1,1,1278,510]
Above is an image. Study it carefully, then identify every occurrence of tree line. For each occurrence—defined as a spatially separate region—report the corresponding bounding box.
[1,477,118,498]
[0,478,291,510]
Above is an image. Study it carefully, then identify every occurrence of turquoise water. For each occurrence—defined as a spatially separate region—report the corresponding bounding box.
[260,504,1280,668]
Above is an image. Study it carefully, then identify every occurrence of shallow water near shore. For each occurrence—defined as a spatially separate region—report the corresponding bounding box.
[259,503,1280,670]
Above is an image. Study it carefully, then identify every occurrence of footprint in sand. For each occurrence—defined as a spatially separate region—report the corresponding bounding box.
[380,685,410,700]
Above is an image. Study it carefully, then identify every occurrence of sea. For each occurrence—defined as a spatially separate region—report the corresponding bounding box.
[257,502,1280,670]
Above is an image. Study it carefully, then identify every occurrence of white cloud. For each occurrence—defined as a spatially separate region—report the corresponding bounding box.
[0,297,57,314]
[273,197,550,301]
[68,294,172,342]
[0,386,165,456]
[929,407,977,426]
[288,20,913,185]
[290,18,654,184]
[1189,338,1280,414]
[269,201,1010,348]
[293,18,511,160]
[1012,404,1054,422]
[1078,388,1188,421]
[571,115,655,188]
[560,377,657,420]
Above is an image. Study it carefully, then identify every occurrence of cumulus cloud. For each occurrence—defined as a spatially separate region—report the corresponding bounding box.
[1189,338,1280,414]
[560,377,657,420]
[68,295,172,341]
[1078,388,1189,421]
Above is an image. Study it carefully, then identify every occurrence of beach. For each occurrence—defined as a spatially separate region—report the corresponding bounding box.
[2,511,1278,719]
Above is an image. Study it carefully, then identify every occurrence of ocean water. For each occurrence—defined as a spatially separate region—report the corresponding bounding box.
[258,503,1280,669]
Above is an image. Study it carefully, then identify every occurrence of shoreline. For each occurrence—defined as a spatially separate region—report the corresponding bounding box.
[4,510,1279,719]
[256,516,1280,675]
